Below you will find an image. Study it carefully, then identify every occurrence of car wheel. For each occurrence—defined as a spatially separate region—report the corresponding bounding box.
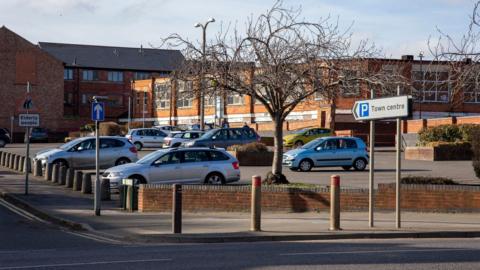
[342,166,352,171]
[204,172,225,185]
[134,142,143,151]
[0,139,5,148]
[298,159,313,172]
[353,158,367,171]
[294,141,304,148]
[115,158,131,166]
[130,175,147,186]
[53,159,68,168]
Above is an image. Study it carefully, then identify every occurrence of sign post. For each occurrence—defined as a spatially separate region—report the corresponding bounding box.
[352,94,411,229]
[19,82,39,195]
[91,99,105,216]
[369,89,375,228]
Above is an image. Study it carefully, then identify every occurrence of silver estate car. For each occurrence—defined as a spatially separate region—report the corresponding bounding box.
[34,137,138,170]
[283,136,369,172]
[126,128,168,150]
[102,147,241,189]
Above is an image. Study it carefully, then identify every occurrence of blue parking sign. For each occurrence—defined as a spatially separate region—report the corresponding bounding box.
[359,103,369,117]
[91,102,105,121]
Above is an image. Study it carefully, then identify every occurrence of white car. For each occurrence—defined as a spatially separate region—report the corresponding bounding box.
[102,148,241,189]
[163,131,204,148]
[153,125,180,135]
[126,128,168,150]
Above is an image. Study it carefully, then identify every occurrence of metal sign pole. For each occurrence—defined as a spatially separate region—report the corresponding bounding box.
[25,126,30,195]
[396,85,402,229]
[94,120,101,216]
[369,89,375,228]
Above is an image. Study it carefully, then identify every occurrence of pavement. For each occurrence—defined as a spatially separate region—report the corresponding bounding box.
[1,166,480,244]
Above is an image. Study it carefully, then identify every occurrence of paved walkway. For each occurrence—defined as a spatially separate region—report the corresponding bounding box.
[1,167,480,243]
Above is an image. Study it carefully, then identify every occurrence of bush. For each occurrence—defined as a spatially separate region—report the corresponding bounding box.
[64,137,72,143]
[263,171,289,185]
[401,176,458,185]
[459,124,480,143]
[80,123,95,132]
[471,128,480,179]
[99,122,122,136]
[228,142,269,152]
[418,125,461,145]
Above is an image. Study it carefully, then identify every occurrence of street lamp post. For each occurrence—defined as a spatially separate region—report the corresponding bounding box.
[418,51,424,119]
[195,17,215,130]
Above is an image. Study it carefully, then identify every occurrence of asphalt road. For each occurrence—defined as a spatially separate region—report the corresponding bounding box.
[3,143,479,188]
[1,201,480,269]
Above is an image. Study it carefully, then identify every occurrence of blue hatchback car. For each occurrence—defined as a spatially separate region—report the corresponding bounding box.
[283,136,369,172]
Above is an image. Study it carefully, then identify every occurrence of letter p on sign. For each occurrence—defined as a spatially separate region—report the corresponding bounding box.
[359,103,369,117]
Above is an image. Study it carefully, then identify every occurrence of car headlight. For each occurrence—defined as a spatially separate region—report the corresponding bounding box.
[109,172,124,177]
[185,141,195,147]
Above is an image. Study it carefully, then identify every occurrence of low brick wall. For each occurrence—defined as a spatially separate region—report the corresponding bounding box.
[405,144,472,161]
[138,183,480,213]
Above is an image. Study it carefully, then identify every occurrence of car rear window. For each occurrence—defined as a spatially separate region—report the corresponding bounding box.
[100,138,125,148]
[209,150,230,161]
[242,128,257,139]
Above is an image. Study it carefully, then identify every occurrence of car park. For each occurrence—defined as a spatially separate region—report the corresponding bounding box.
[283,127,332,148]
[0,128,11,147]
[163,131,204,148]
[184,128,260,148]
[283,136,369,172]
[33,136,138,170]
[126,128,168,150]
[102,147,240,189]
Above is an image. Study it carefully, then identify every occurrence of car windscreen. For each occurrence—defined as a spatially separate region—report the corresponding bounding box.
[301,138,324,149]
[292,129,307,135]
[59,139,83,150]
[137,150,168,164]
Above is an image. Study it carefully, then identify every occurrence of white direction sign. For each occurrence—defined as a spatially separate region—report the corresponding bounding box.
[19,114,40,127]
[352,96,411,121]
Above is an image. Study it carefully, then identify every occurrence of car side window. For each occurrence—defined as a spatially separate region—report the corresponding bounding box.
[214,130,228,140]
[243,129,256,139]
[136,130,144,136]
[183,150,209,163]
[345,139,357,149]
[208,150,230,161]
[154,152,183,165]
[74,139,95,151]
[324,139,337,150]
[191,133,199,139]
[228,129,243,140]
[183,133,191,139]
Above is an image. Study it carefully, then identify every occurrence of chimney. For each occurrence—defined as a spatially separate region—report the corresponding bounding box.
[139,44,144,55]
[401,55,414,61]
[464,58,472,64]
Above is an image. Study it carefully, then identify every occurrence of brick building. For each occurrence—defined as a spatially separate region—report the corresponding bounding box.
[0,26,184,139]
[0,26,64,139]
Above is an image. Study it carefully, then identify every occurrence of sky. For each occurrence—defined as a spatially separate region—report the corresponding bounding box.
[0,0,477,59]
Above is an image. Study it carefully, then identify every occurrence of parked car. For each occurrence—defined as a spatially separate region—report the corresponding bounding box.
[283,127,332,148]
[102,147,240,189]
[184,128,260,148]
[29,127,48,143]
[283,136,369,172]
[153,125,182,134]
[126,128,168,150]
[33,136,138,170]
[0,128,11,147]
[163,131,205,148]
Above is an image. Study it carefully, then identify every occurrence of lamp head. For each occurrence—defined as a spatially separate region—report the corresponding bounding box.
[194,23,202,28]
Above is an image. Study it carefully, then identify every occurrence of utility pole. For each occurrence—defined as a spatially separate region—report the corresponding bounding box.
[369,88,375,227]
[195,18,215,130]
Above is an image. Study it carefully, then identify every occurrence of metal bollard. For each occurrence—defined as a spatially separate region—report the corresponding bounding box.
[73,171,83,191]
[24,157,31,173]
[59,166,67,185]
[330,175,341,231]
[14,155,20,171]
[9,154,15,169]
[33,160,43,177]
[0,151,4,166]
[81,173,92,194]
[19,156,25,174]
[8,153,13,168]
[251,175,262,232]
[65,168,74,188]
[51,164,60,183]
[5,153,11,168]
[172,184,182,234]
[101,178,111,201]
[45,163,53,181]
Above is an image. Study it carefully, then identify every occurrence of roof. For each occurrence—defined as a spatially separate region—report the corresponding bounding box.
[38,42,184,72]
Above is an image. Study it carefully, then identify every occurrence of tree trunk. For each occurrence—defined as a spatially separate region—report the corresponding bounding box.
[272,116,283,175]
[329,102,336,131]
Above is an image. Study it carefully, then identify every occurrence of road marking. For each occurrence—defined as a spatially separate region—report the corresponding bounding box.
[0,198,47,224]
[0,258,172,269]
[0,249,56,254]
[65,230,123,245]
[280,248,478,256]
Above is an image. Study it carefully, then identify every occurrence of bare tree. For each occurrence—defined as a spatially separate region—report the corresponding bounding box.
[162,1,406,182]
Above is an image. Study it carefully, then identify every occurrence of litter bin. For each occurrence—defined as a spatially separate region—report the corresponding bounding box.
[120,179,137,211]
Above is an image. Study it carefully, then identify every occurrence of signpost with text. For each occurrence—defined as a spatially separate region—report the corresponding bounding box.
[91,100,105,216]
[352,93,412,229]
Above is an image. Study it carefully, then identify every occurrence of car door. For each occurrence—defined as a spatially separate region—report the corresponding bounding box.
[336,138,359,165]
[211,129,229,148]
[151,129,166,148]
[312,138,338,167]
[71,139,96,169]
[99,138,123,168]
[148,151,184,183]
[228,129,243,147]
[181,150,211,183]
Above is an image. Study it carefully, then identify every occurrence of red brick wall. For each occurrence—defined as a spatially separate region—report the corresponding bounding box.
[138,183,480,213]
[426,117,456,127]
[456,116,480,125]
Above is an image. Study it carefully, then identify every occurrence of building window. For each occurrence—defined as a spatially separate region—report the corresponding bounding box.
[82,70,99,81]
[107,71,123,82]
[412,70,450,103]
[134,72,151,80]
[106,95,124,107]
[205,95,216,107]
[64,93,73,106]
[177,80,193,108]
[339,70,360,97]
[154,82,171,109]
[64,69,73,80]
[464,77,480,103]
[227,93,244,105]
